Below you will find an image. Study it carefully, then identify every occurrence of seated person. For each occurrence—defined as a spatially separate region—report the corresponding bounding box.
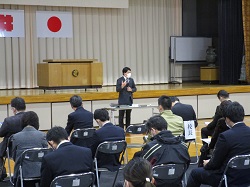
[134,115,190,187]
[187,102,250,187]
[65,95,93,147]
[91,108,125,171]
[170,96,198,127]
[158,95,184,136]
[201,90,230,144]
[0,97,26,180]
[198,100,231,167]
[40,126,92,187]
[123,157,155,187]
[12,111,48,187]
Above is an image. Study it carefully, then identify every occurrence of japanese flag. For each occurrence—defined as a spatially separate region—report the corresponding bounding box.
[0,9,25,37]
[36,11,73,38]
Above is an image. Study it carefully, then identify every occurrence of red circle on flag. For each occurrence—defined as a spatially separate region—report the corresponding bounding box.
[47,16,62,32]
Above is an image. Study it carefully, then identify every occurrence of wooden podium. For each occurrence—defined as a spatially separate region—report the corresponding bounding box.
[37,59,103,89]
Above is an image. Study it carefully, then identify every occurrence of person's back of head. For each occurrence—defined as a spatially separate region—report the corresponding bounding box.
[123,157,155,187]
[224,101,244,123]
[21,111,39,130]
[11,97,26,111]
[170,96,179,103]
[158,95,172,110]
[146,115,167,133]
[220,100,232,118]
[70,95,83,108]
[46,126,68,149]
[94,108,110,122]
[217,90,229,101]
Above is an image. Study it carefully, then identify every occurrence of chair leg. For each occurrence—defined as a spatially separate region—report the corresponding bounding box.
[190,140,199,165]
[112,170,120,187]
[6,150,14,185]
[94,159,100,187]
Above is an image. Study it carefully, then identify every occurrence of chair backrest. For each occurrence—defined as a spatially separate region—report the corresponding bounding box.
[50,172,95,187]
[94,140,127,162]
[71,128,96,139]
[125,124,147,134]
[95,140,127,155]
[152,163,186,186]
[184,120,196,140]
[19,148,52,178]
[219,154,250,187]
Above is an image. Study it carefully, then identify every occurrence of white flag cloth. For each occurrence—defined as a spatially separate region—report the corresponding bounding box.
[0,9,25,37]
[36,11,73,38]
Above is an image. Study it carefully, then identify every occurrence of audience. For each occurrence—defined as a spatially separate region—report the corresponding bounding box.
[134,115,190,187]
[171,96,198,127]
[187,102,250,187]
[0,97,26,180]
[65,95,93,146]
[91,108,125,171]
[12,111,47,187]
[40,126,92,187]
[158,95,184,136]
[201,90,230,144]
[123,157,155,187]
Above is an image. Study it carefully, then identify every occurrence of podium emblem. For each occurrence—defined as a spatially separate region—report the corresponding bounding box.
[72,69,79,77]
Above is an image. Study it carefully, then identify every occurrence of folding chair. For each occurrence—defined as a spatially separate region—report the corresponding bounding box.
[18,148,52,187]
[125,124,147,162]
[183,120,198,164]
[6,135,14,185]
[70,128,96,147]
[50,172,95,187]
[152,163,186,187]
[218,154,250,187]
[93,140,127,187]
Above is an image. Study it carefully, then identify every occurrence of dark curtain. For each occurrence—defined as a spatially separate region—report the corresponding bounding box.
[218,0,244,84]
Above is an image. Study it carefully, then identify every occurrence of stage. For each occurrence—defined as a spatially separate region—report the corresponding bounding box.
[0,82,249,130]
[0,82,249,104]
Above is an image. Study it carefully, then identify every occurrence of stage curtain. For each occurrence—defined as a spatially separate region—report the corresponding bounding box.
[0,0,182,89]
[218,0,244,84]
[242,0,250,84]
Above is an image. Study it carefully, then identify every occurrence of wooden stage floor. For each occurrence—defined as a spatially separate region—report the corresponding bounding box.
[0,82,250,104]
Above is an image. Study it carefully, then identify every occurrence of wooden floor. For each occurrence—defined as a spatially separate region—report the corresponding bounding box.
[0,82,250,104]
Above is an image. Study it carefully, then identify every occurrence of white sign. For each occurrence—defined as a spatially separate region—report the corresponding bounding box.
[184,120,196,140]
[0,9,25,37]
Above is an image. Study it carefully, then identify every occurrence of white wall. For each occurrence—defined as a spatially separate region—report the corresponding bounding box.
[0,93,249,130]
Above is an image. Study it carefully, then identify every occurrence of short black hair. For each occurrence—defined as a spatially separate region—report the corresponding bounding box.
[94,108,110,122]
[146,115,167,132]
[158,95,172,110]
[170,96,179,102]
[220,100,232,117]
[70,95,82,108]
[217,90,229,99]
[46,126,68,144]
[11,97,26,111]
[21,111,39,130]
[224,102,244,123]
[122,67,131,75]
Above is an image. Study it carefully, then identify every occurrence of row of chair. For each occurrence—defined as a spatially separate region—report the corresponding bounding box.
[5,136,250,187]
